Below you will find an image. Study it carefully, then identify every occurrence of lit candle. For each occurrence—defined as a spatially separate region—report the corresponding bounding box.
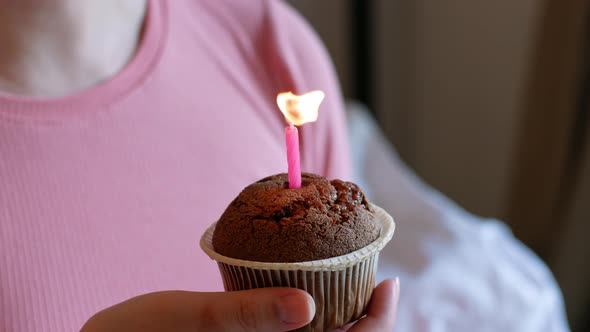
[285,124,301,188]
[277,91,325,189]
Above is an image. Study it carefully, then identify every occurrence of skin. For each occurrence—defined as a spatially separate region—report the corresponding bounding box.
[0,1,400,330]
[81,279,400,332]
[0,0,146,96]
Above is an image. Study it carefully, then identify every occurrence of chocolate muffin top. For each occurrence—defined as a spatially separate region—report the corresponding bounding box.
[212,173,379,262]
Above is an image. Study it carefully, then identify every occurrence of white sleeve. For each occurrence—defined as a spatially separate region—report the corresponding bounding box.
[347,104,570,332]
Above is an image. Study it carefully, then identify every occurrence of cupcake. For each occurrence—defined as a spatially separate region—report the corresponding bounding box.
[200,172,395,332]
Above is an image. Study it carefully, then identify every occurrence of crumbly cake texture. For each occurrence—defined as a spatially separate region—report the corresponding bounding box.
[212,173,379,262]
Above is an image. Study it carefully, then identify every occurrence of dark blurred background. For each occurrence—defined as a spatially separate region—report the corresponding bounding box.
[288,0,589,330]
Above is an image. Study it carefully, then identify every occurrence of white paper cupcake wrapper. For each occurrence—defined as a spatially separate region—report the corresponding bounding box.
[200,204,395,332]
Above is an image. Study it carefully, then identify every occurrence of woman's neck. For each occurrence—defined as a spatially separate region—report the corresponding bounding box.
[0,0,147,97]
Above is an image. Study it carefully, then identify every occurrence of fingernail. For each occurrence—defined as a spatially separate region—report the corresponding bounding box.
[393,277,400,300]
[278,293,315,324]
[392,277,400,325]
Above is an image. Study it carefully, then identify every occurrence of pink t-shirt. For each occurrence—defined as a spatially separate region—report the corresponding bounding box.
[0,1,351,331]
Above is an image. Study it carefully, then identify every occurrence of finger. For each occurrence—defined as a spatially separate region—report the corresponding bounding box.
[82,291,206,332]
[82,288,315,332]
[197,287,315,332]
[346,278,400,332]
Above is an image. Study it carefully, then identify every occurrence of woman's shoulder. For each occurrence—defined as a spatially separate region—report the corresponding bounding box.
[167,0,350,178]
[169,0,332,91]
[169,0,316,48]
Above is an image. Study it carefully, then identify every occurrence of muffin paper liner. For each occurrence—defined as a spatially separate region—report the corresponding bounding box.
[200,204,395,332]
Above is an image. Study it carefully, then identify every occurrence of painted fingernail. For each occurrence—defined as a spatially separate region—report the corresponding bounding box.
[393,277,400,298]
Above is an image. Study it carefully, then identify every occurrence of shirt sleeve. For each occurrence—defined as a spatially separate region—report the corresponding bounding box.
[261,0,352,180]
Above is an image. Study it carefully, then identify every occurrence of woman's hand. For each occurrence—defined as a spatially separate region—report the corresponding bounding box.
[81,287,315,332]
[334,278,400,332]
[81,278,399,332]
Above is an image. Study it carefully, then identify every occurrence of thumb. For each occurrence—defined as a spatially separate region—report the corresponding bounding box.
[82,288,315,332]
[200,287,316,332]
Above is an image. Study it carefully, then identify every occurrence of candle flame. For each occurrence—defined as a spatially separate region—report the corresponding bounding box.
[277,91,325,126]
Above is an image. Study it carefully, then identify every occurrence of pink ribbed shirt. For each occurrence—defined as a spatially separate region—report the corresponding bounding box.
[0,1,350,331]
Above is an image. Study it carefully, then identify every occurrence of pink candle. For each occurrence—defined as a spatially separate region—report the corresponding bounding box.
[285,124,301,188]
[277,90,325,189]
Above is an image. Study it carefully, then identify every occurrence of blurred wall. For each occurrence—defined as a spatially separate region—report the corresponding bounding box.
[552,126,590,328]
[371,0,543,219]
